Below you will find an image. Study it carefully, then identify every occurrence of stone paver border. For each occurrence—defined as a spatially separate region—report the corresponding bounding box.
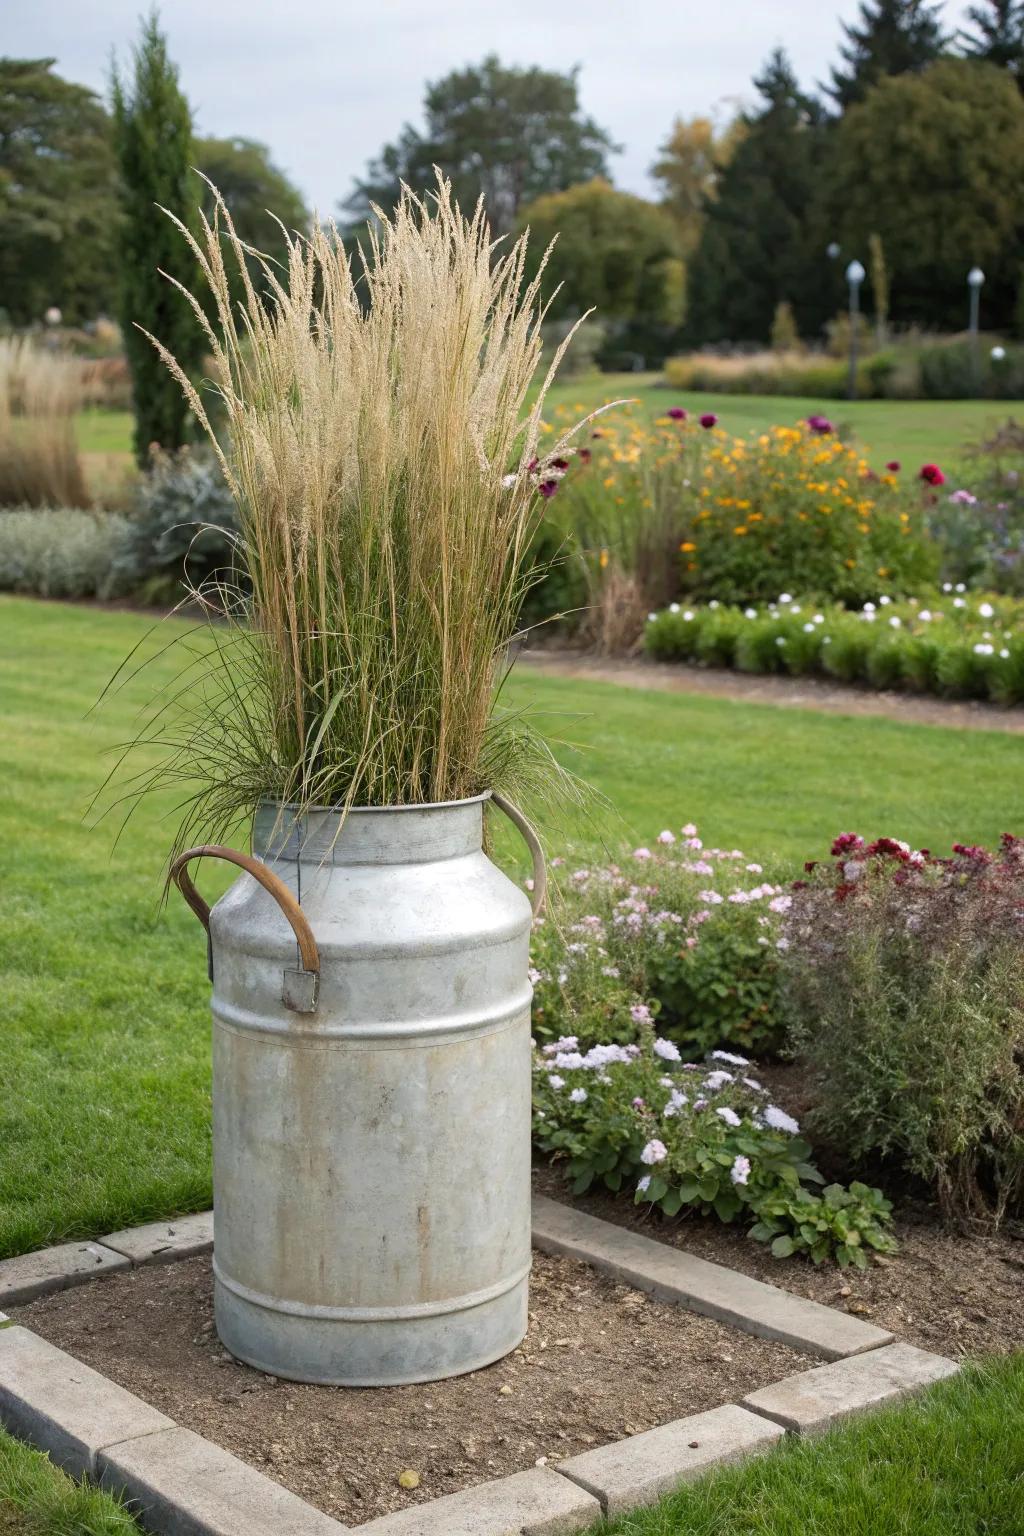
[0,1198,959,1535]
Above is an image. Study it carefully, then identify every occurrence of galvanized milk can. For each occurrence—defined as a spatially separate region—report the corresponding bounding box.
[170,792,544,1386]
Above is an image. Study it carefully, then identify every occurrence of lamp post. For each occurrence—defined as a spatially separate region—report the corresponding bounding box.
[967,266,985,391]
[845,259,865,401]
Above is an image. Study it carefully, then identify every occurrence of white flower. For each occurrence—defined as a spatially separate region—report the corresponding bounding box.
[716,1106,741,1128]
[501,472,518,489]
[919,610,932,622]
[730,1155,751,1186]
[764,1104,800,1134]
[743,1076,763,1091]
[744,607,758,619]
[863,601,876,613]
[889,616,901,629]
[657,829,676,844]
[637,1174,652,1194]
[569,1087,587,1103]
[548,1074,565,1089]
[1000,648,1010,659]
[768,894,792,914]
[711,1050,749,1066]
[979,602,995,618]
[601,965,620,979]
[683,610,695,621]
[640,1139,668,1165]
[803,622,815,633]
[669,602,680,613]
[779,593,793,604]
[631,1004,654,1026]
[704,1069,734,1092]
[653,1037,681,1061]
[647,613,657,623]
[681,823,698,836]
[974,642,994,656]
[746,863,763,873]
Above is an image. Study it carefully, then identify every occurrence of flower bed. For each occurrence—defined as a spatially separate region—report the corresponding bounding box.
[644,589,1024,704]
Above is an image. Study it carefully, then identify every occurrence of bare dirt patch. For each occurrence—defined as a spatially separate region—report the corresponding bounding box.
[13,1250,809,1526]
[521,648,1024,734]
[532,1166,1024,1362]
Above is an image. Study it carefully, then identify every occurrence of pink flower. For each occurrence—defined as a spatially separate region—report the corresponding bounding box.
[681,823,698,837]
[657,829,676,845]
[730,1155,751,1186]
[640,1138,668,1164]
[633,847,652,861]
[630,1004,654,1026]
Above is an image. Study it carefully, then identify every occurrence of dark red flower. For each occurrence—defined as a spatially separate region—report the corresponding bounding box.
[591,430,605,440]
[919,463,945,487]
[527,457,539,472]
[831,832,865,857]
[699,413,718,429]
[667,407,687,421]
[952,842,992,863]
[549,457,569,471]
[579,448,592,464]
[538,479,559,500]
[866,837,910,861]
[886,460,901,472]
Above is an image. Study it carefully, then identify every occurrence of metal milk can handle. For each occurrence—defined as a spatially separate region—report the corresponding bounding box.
[168,844,321,1015]
[492,793,547,919]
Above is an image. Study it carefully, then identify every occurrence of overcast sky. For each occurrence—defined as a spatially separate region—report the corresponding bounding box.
[11,0,973,214]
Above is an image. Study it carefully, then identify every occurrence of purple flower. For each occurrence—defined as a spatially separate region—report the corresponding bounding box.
[667,406,687,421]
[538,479,559,499]
[806,413,834,435]
[699,413,718,430]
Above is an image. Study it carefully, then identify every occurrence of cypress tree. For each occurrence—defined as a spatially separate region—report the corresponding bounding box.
[826,0,948,109]
[111,10,203,466]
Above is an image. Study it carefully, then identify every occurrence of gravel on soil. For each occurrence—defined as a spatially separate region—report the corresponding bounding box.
[12,1250,811,1527]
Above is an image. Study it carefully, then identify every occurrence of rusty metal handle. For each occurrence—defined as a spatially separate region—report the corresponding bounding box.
[492,793,547,919]
[169,844,320,1014]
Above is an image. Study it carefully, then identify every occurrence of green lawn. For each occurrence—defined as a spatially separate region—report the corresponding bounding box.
[2,595,1022,1259]
[0,1424,137,1536]
[75,384,1024,483]
[603,1356,1024,1536]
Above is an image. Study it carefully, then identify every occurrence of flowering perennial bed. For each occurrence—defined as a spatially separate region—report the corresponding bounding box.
[532,1032,895,1268]
[644,588,1024,704]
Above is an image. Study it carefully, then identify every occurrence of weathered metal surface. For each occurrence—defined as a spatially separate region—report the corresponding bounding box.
[207,795,534,1386]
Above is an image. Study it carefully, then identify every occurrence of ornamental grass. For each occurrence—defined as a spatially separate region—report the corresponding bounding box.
[103,175,594,849]
[0,338,90,510]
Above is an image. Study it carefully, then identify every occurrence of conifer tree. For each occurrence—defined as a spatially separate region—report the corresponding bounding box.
[111,10,203,465]
[960,0,1024,88]
[827,0,948,109]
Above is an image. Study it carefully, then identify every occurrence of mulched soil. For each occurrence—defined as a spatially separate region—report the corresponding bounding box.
[521,647,1024,734]
[13,1250,811,1527]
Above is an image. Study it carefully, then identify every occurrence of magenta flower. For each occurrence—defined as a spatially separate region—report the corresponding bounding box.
[699,413,718,429]
[806,413,834,435]
[666,406,687,421]
[538,479,559,499]
[885,460,901,472]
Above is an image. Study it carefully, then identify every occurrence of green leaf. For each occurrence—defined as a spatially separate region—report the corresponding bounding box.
[571,1170,593,1195]
[661,1188,684,1216]
[697,1176,719,1202]
[770,1235,795,1258]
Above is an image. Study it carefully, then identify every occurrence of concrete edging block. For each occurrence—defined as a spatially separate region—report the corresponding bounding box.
[0,1240,129,1308]
[98,1426,351,1536]
[531,1195,893,1360]
[101,1212,214,1267]
[0,1326,174,1478]
[354,1467,601,1535]
[742,1341,960,1433]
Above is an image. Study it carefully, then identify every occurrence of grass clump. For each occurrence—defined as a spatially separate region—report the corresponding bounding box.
[0,338,90,510]
[107,174,592,849]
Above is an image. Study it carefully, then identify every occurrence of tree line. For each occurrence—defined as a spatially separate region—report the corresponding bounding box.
[3,1,1024,458]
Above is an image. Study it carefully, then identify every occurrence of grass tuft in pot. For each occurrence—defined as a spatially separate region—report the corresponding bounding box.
[100,174,597,851]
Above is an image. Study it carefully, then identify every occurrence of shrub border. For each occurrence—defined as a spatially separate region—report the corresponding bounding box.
[0,1203,957,1535]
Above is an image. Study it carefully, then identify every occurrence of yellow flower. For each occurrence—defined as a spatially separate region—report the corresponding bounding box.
[733,526,748,536]
[599,548,609,569]
[679,540,697,553]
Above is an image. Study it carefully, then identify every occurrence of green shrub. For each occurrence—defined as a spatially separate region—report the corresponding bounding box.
[0,509,133,599]
[783,834,1024,1230]
[533,1031,896,1266]
[111,447,240,603]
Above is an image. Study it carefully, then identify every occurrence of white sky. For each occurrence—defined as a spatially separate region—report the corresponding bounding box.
[8,0,973,214]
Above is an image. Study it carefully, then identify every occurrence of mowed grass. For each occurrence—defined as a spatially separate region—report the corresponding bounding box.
[601,1356,1024,1536]
[74,386,1024,485]
[2,595,1023,1257]
[0,1426,137,1536]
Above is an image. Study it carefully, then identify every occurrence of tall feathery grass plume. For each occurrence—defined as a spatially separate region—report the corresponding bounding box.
[97,173,605,855]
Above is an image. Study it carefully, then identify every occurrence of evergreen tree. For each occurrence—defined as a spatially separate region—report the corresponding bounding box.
[0,59,118,325]
[342,57,616,236]
[827,0,948,109]
[111,11,203,466]
[960,0,1024,87]
[685,51,832,345]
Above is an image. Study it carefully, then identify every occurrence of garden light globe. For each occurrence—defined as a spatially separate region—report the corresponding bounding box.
[845,259,865,286]
[967,266,985,288]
